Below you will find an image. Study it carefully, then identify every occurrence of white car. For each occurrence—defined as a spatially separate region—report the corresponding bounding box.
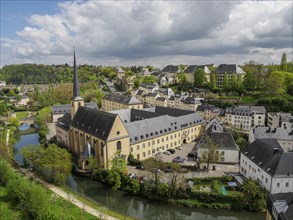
[176,146,182,150]
[164,151,171,155]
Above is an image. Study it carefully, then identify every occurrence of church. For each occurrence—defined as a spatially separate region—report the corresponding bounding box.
[56,52,205,169]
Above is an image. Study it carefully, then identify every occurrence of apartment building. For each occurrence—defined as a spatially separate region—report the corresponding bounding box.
[249,127,293,152]
[267,112,293,129]
[215,64,246,87]
[225,106,266,131]
[102,93,143,112]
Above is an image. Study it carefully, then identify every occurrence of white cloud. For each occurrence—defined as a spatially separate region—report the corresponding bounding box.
[1,1,292,67]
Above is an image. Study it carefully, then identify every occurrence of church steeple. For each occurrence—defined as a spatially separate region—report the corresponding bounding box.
[72,50,82,101]
[71,50,84,118]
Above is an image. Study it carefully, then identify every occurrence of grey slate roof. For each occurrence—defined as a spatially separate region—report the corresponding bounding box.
[205,118,224,133]
[162,65,174,72]
[268,193,293,220]
[112,106,204,144]
[147,106,196,117]
[184,65,197,73]
[103,93,142,105]
[216,64,246,75]
[181,97,201,105]
[198,132,239,151]
[169,66,179,73]
[52,102,98,115]
[156,97,166,102]
[56,112,72,130]
[71,106,117,141]
[242,139,293,177]
[125,111,204,144]
[252,127,293,141]
[226,105,266,116]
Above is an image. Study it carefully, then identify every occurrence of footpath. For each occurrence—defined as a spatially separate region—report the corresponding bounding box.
[18,168,119,220]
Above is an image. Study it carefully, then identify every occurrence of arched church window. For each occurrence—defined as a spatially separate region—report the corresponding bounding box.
[117,141,121,151]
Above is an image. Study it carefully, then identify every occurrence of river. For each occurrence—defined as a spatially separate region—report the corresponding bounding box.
[14,133,265,220]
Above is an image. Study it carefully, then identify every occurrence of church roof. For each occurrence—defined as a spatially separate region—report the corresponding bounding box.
[71,106,117,141]
[52,102,98,115]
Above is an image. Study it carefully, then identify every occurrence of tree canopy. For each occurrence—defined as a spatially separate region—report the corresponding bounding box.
[20,144,72,185]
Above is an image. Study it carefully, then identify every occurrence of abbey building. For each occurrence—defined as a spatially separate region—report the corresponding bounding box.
[56,53,204,169]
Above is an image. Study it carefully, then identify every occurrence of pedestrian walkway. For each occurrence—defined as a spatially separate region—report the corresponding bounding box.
[47,184,119,220]
[18,168,119,220]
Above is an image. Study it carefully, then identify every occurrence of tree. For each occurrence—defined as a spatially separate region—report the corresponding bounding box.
[264,72,285,99]
[222,73,229,92]
[194,68,207,87]
[231,73,237,91]
[281,52,287,72]
[20,144,72,184]
[242,179,267,212]
[110,151,127,173]
[243,71,255,91]
[106,170,121,190]
[200,138,219,170]
[209,73,217,90]
[8,117,19,128]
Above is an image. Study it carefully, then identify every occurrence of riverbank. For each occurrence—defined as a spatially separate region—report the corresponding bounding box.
[17,167,129,220]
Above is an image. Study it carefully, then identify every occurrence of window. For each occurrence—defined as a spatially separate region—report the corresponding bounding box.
[137,145,140,150]
[166,136,168,141]
[143,152,146,157]
[286,183,289,187]
[143,143,145,148]
[221,151,225,156]
[131,147,133,152]
[162,138,164,142]
[148,142,150,146]
[277,183,280,188]
[116,141,121,151]
[265,178,268,183]
[171,135,173,139]
[157,139,160,144]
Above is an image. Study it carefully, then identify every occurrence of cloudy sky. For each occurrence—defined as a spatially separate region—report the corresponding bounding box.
[1,0,292,68]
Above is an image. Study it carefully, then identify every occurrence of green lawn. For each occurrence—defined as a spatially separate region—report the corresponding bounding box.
[0,185,99,220]
[240,96,257,103]
[15,111,29,119]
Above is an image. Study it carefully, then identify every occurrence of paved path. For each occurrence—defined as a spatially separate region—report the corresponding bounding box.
[18,168,119,220]
[47,184,119,220]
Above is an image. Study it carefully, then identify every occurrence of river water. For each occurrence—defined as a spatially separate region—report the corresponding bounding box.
[14,133,265,220]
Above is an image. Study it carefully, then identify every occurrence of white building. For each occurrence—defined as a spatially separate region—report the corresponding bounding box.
[197,119,239,164]
[249,127,293,152]
[225,106,266,131]
[240,139,293,194]
[268,112,293,130]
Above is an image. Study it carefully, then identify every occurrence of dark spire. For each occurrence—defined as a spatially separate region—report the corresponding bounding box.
[72,50,82,100]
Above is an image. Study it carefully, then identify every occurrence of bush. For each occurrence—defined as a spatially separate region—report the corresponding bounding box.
[127,153,141,165]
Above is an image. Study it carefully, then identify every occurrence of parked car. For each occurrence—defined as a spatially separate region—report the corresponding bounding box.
[164,168,174,173]
[187,152,197,158]
[128,173,137,179]
[167,149,175,154]
[135,165,145,170]
[176,146,182,150]
[178,168,188,173]
[163,151,171,155]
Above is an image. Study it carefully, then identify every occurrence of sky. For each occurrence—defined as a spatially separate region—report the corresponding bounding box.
[0,0,292,68]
